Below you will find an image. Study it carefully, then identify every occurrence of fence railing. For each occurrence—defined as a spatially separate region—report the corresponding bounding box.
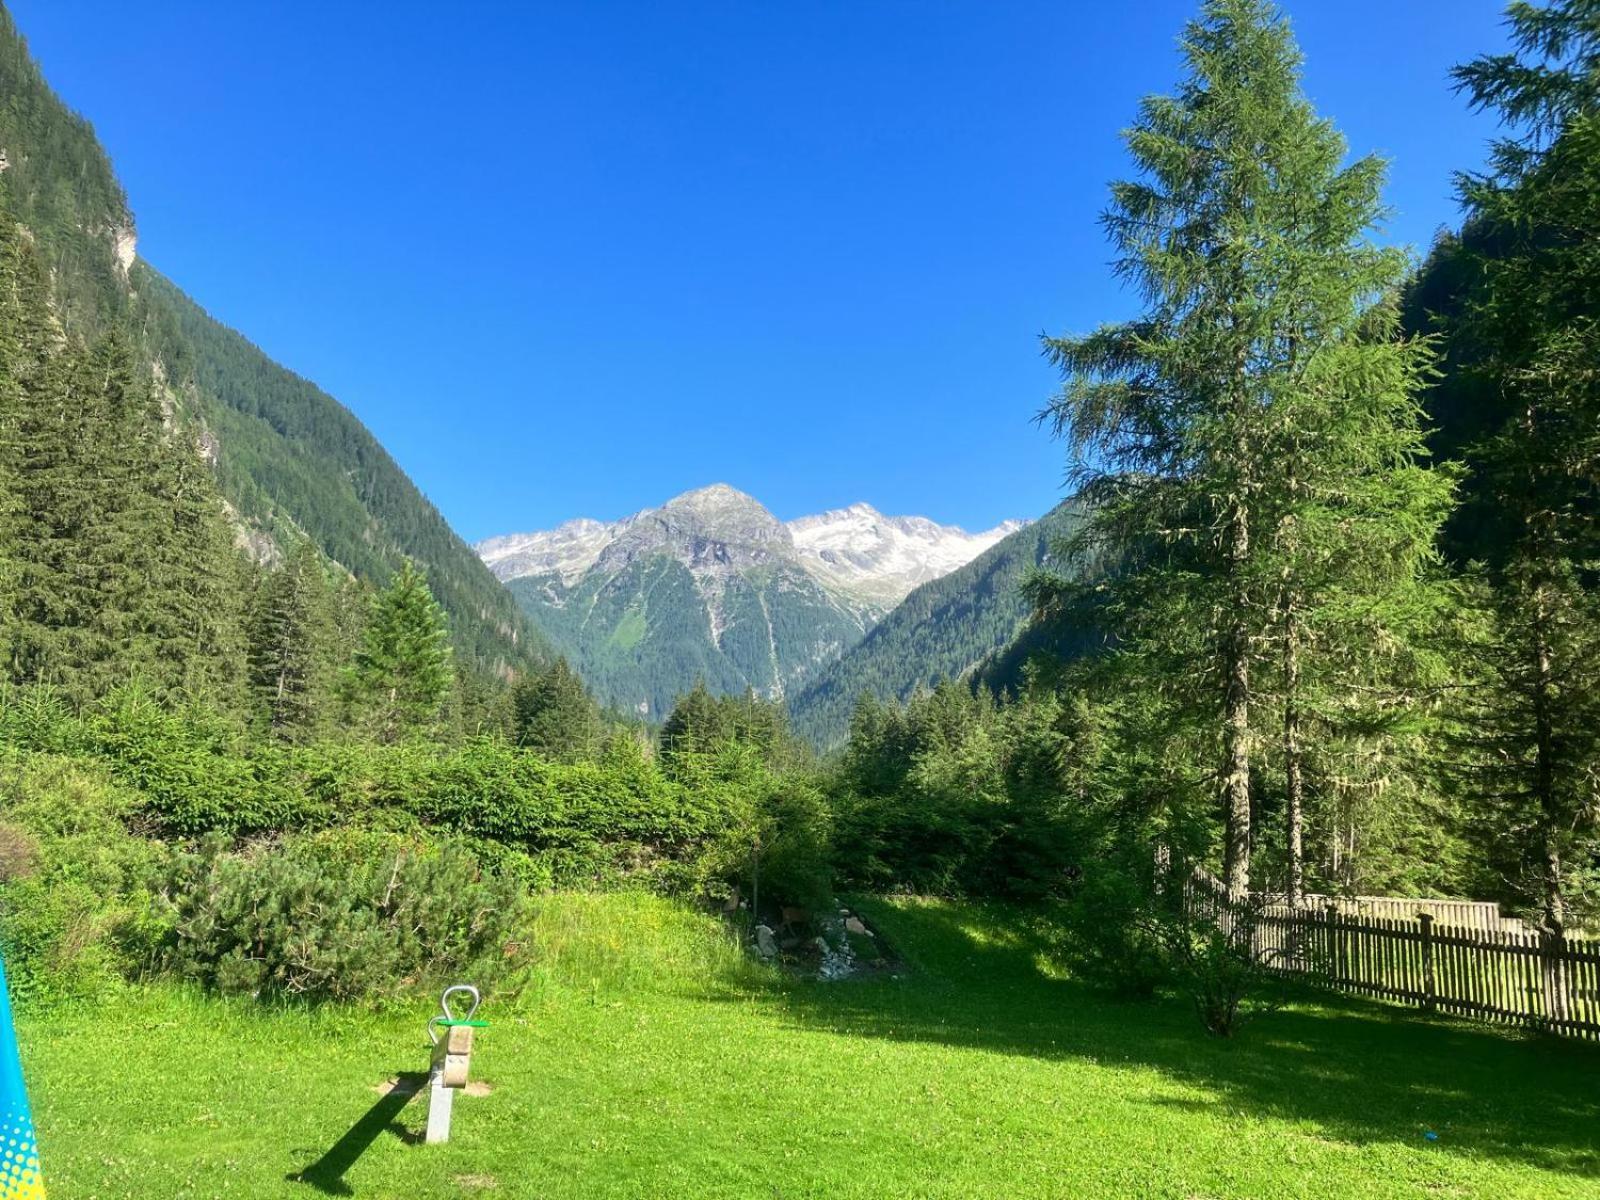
[1263,894,1526,936]
[1180,869,1599,1039]
[1251,905,1600,1040]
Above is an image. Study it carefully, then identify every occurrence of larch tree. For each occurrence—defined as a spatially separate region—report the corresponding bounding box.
[1039,0,1453,901]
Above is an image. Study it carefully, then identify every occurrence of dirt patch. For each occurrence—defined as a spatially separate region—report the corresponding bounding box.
[371,1076,422,1098]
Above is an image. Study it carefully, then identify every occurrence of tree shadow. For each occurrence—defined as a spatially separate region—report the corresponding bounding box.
[729,898,1600,1182]
[289,1071,428,1196]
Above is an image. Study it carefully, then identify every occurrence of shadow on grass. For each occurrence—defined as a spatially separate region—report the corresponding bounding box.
[289,1071,427,1195]
[733,898,1600,1182]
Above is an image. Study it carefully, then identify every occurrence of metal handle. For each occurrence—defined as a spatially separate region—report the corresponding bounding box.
[428,983,482,1044]
[441,984,481,1022]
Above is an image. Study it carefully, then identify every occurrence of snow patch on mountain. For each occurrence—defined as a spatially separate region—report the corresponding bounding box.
[476,486,1023,614]
[476,518,614,584]
[789,503,1024,611]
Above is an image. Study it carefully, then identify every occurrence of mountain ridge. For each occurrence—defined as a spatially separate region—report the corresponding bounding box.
[482,484,1022,719]
[481,483,1021,614]
[0,9,546,678]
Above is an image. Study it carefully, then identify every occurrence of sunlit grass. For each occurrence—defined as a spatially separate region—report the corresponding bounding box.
[22,894,1600,1199]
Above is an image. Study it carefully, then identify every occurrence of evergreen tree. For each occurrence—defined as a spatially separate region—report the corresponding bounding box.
[346,559,454,742]
[248,540,336,742]
[142,375,250,710]
[659,681,805,777]
[1445,0,1600,931]
[7,253,98,694]
[0,200,47,665]
[512,657,602,761]
[1037,0,1452,900]
[659,680,736,775]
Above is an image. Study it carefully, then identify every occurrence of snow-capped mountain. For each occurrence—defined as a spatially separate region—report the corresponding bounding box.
[789,503,1024,613]
[476,518,613,585]
[476,485,1022,718]
[480,487,1021,611]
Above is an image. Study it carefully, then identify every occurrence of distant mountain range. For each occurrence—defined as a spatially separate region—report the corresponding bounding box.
[478,485,1020,719]
[787,500,1086,749]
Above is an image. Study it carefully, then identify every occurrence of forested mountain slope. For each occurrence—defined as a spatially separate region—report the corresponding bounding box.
[0,7,544,676]
[787,500,1085,749]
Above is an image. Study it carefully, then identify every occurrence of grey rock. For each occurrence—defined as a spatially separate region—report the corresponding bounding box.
[754,925,779,959]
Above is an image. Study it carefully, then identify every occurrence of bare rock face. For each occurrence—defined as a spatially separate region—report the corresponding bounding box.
[112,221,136,276]
[598,484,792,574]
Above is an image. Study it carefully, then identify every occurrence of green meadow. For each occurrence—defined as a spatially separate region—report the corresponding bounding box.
[24,895,1600,1200]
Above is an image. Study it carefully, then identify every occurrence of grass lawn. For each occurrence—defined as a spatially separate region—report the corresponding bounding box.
[21,895,1600,1199]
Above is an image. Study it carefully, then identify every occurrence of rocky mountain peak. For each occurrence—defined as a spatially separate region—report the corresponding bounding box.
[477,486,1021,610]
[602,484,791,573]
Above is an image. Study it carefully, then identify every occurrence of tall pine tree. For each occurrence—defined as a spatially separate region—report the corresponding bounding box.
[248,539,337,742]
[1038,0,1453,900]
[1445,0,1600,932]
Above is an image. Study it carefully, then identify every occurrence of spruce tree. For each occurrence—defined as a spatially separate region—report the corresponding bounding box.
[0,201,39,664]
[347,559,454,742]
[11,331,109,696]
[1039,0,1452,900]
[659,680,731,773]
[248,540,337,742]
[1446,0,1600,932]
[158,435,251,711]
[512,657,602,761]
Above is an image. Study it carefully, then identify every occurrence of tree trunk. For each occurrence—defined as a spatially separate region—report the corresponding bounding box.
[1223,507,1253,902]
[1283,613,1304,909]
[1530,592,1565,937]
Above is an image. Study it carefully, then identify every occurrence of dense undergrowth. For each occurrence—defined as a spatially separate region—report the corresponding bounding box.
[0,686,824,1009]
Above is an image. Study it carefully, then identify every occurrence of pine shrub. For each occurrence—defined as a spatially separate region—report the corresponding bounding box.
[157,831,531,1005]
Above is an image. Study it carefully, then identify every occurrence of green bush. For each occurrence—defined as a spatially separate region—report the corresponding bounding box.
[1152,899,1295,1037]
[157,831,532,1005]
[0,751,164,1006]
[680,744,835,912]
[1057,866,1170,999]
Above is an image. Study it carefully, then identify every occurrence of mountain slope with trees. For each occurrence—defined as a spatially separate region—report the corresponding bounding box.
[787,501,1086,749]
[0,7,544,679]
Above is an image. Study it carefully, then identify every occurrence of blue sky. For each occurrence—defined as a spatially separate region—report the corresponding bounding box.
[12,1,1510,539]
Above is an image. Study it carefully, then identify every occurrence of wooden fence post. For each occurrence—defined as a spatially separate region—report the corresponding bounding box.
[1418,913,1436,1011]
[1325,904,1339,983]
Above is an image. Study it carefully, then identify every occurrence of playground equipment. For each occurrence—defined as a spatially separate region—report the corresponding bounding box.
[425,984,487,1144]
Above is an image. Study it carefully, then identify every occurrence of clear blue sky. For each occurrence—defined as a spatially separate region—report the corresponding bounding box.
[11,1,1510,539]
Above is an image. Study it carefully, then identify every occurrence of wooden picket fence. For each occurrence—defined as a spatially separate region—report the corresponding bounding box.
[1264,894,1526,936]
[1180,868,1600,1039]
[1247,904,1600,1040]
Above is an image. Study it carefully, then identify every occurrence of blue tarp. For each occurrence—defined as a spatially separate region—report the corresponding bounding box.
[0,957,42,1199]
